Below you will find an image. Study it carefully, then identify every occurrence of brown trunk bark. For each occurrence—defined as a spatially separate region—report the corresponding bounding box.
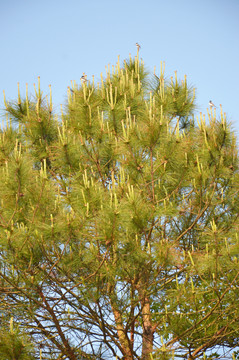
[141,296,154,360]
[111,302,133,360]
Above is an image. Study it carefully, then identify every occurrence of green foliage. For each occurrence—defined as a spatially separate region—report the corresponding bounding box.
[0,319,35,360]
[0,54,238,360]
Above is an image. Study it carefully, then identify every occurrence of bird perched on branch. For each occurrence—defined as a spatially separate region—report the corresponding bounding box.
[136,43,141,51]
[209,100,217,108]
[81,74,87,83]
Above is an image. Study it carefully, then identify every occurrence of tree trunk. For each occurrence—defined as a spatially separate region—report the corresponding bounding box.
[111,302,133,360]
[141,296,154,360]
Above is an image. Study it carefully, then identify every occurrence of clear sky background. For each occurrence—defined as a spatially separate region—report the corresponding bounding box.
[1,0,239,135]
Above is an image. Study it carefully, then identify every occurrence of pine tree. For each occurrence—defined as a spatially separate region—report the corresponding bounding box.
[0,318,34,360]
[0,54,239,360]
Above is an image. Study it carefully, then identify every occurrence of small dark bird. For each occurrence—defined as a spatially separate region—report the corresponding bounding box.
[81,74,87,83]
[209,100,216,108]
[136,42,141,51]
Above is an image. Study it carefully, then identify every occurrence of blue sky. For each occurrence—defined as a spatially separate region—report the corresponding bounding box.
[1,0,239,135]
